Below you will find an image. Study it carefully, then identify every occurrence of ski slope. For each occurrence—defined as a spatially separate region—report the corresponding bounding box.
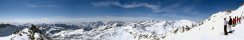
[165,5,244,40]
[165,20,244,40]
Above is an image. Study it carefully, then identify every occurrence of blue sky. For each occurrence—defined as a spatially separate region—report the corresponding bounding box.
[0,0,243,22]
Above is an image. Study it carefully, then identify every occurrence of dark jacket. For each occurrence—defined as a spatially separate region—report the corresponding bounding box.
[228,18,232,25]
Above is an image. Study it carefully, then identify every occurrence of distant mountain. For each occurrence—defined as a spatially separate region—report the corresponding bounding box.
[0,20,197,40]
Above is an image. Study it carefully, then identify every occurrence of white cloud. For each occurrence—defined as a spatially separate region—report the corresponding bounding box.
[91,1,201,15]
[92,1,162,13]
[91,1,205,21]
[0,16,163,24]
[29,4,57,8]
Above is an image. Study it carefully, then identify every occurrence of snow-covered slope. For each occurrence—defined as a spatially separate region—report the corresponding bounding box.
[0,25,49,40]
[164,5,244,40]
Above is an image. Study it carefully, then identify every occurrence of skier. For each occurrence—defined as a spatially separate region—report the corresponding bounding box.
[235,16,238,24]
[237,16,239,23]
[232,17,236,27]
[237,17,239,24]
[224,18,228,35]
[239,17,241,23]
[235,16,237,23]
[236,16,239,25]
[240,17,242,23]
[228,16,234,33]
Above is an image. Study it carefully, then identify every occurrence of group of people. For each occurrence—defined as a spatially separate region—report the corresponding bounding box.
[224,16,242,35]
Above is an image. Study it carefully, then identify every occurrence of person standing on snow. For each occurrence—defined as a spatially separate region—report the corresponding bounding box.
[239,17,241,23]
[240,17,242,23]
[228,16,234,33]
[235,16,238,24]
[235,16,238,25]
[232,17,236,27]
[224,18,228,35]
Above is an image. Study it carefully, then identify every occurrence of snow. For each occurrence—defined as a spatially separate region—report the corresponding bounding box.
[12,34,30,40]
[109,26,134,40]
[164,5,244,40]
[0,18,197,40]
[22,28,29,33]
[165,20,244,40]
[0,27,48,40]
[48,20,196,40]
[174,20,195,27]
[34,33,41,40]
[145,21,166,34]
[0,28,30,40]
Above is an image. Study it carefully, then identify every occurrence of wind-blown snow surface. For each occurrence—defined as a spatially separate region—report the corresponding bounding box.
[165,5,244,40]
